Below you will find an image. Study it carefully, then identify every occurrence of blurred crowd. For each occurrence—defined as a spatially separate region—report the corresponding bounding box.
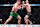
[0,0,40,4]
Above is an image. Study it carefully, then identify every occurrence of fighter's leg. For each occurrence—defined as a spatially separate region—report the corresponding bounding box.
[25,5,32,24]
[24,15,29,27]
[24,15,32,25]
[2,16,13,27]
[17,15,21,27]
[28,19,32,24]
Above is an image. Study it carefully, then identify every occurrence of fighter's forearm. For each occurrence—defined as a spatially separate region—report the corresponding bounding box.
[23,4,28,5]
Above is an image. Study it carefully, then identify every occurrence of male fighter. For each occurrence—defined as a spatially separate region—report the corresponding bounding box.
[2,0,21,27]
[22,0,32,27]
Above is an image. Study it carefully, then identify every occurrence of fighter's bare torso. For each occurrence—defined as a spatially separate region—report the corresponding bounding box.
[11,3,21,12]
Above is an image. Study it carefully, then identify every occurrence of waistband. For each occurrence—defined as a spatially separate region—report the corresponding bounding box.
[11,11,17,13]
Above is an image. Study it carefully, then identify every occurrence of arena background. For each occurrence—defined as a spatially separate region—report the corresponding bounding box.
[0,0,40,27]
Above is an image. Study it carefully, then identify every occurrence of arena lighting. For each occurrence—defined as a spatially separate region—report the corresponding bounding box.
[0,4,40,6]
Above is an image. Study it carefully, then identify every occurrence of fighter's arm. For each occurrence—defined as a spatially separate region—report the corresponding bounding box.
[22,1,29,9]
[26,0,29,4]
[22,1,26,9]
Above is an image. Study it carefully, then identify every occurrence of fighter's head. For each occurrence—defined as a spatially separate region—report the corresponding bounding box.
[16,0,21,4]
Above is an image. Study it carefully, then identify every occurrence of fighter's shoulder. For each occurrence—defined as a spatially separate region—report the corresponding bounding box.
[12,3,18,7]
[14,3,18,6]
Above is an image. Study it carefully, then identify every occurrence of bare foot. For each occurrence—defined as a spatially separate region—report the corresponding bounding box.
[30,21,32,25]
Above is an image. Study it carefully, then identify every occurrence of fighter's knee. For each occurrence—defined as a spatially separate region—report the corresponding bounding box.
[18,17,21,20]
[24,18,27,20]
[24,15,29,19]
[20,18,21,20]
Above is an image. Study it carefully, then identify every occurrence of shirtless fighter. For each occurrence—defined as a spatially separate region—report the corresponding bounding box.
[2,0,21,27]
[22,0,32,27]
